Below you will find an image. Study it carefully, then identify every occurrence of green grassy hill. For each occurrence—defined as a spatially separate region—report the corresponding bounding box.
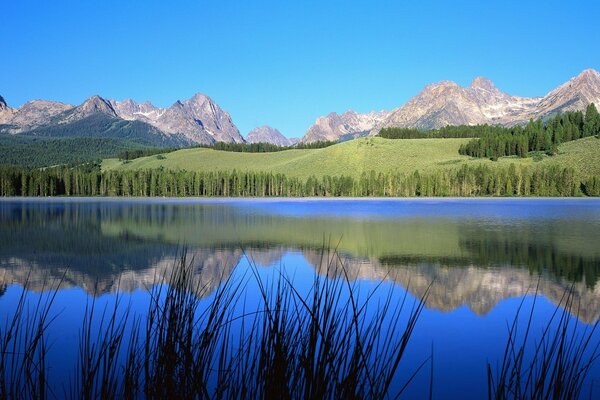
[103,136,600,180]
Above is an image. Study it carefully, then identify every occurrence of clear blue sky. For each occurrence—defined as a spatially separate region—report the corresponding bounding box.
[1,0,599,138]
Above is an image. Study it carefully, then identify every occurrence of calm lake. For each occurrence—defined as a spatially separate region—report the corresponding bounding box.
[1,198,599,398]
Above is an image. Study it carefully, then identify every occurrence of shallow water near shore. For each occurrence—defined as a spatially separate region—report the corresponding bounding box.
[1,198,599,398]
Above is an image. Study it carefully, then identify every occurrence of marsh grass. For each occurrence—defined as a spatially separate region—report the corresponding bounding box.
[488,282,600,400]
[0,249,432,399]
[0,272,64,400]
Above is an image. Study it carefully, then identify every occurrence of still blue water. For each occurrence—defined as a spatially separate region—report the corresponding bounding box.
[1,198,599,398]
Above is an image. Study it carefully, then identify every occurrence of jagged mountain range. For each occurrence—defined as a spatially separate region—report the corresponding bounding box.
[302,68,600,143]
[0,93,245,146]
[1,69,599,146]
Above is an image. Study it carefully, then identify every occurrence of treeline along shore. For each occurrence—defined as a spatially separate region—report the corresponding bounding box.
[1,163,599,197]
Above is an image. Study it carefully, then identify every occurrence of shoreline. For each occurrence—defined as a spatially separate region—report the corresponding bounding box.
[1,196,599,203]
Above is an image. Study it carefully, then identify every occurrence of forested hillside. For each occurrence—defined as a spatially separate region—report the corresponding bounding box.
[0,135,152,168]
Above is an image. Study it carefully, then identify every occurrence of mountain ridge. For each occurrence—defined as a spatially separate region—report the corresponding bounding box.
[0,93,245,146]
[300,69,600,143]
[2,69,599,145]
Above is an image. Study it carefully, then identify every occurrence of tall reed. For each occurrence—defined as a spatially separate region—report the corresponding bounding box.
[0,272,63,400]
[488,282,600,400]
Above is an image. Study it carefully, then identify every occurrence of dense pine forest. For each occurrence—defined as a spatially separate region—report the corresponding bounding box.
[458,104,600,159]
[378,125,487,139]
[1,163,598,197]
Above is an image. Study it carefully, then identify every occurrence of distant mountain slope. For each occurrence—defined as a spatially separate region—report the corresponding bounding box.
[532,69,600,119]
[299,69,600,142]
[21,113,191,148]
[301,110,388,143]
[246,126,292,146]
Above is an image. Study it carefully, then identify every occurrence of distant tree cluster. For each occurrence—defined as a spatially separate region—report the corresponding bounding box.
[197,140,336,153]
[117,148,177,161]
[378,125,487,139]
[459,104,600,159]
[293,141,337,150]
[0,163,595,198]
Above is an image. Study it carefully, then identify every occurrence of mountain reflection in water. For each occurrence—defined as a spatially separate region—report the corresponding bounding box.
[1,199,599,323]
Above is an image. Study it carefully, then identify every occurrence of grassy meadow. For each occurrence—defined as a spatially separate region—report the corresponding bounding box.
[102,136,600,180]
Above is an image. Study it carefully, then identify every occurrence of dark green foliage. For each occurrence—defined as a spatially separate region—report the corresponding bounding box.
[582,176,600,196]
[196,140,336,153]
[0,163,589,197]
[293,140,337,149]
[201,141,287,152]
[459,107,598,159]
[584,103,600,138]
[378,125,488,139]
[0,135,151,168]
[117,147,177,161]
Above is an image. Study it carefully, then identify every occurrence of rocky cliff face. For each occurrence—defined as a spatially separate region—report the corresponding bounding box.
[246,125,292,146]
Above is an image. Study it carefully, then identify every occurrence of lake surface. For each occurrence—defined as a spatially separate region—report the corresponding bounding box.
[1,198,600,398]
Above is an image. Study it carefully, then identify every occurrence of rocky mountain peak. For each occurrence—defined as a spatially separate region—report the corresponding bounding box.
[246,125,291,146]
[183,93,219,118]
[139,101,157,113]
[425,80,461,91]
[0,95,8,110]
[121,98,137,107]
[578,68,600,80]
[469,76,498,92]
[80,95,118,117]
[188,92,211,104]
